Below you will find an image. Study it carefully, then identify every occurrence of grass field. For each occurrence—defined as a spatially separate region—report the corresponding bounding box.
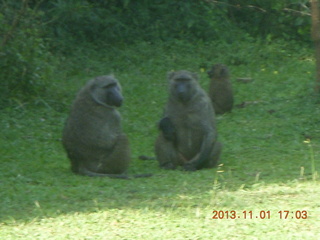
[1,40,320,239]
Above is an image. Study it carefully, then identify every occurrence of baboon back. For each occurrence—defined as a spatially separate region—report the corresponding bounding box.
[207,64,234,114]
[62,75,130,176]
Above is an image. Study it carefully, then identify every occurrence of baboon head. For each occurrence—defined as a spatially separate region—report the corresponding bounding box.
[168,70,199,103]
[90,75,123,108]
[207,64,229,79]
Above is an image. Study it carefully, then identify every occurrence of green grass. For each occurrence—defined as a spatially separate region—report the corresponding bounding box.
[1,40,320,239]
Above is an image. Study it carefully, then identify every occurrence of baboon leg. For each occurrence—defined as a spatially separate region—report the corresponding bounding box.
[184,141,222,171]
[102,134,131,174]
[155,135,179,170]
[203,141,222,169]
[67,151,80,174]
[79,135,152,178]
[77,134,131,177]
[212,102,222,115]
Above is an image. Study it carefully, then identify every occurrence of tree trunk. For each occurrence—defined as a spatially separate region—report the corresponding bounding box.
[311,0,320,94]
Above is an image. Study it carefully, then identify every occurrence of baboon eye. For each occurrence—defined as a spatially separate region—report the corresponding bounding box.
[103,83,117,89]
[176,78,189,82]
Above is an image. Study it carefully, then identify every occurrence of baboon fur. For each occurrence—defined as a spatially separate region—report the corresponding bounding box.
[62,75,134,178]
[155,70,222,171]
[207,64,234,114]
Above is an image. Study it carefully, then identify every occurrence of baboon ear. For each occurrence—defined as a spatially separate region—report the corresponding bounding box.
[89,82,99,100]
[89,82,108,107]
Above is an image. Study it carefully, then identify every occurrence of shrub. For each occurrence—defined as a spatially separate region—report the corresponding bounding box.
[0,1,54,107]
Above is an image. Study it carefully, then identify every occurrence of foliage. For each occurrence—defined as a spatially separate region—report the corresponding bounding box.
[42,0,234,48]
[226,0,311,41]
[0,0,315,106]
[0,1,54,106]
[41,0,312,48]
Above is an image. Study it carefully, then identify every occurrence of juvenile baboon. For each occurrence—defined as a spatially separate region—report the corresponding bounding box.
[207,64,234,114]
[155,70,222,171]
[158,116,177,147]
[62,75,151,179]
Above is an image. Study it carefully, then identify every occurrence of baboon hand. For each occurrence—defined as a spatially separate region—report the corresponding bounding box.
[183,162,197,171]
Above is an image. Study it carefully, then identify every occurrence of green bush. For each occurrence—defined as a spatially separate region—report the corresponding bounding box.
[227,0,311,42]
[43,0,312,48]
[0,0,313,107]
[42,0,237,48]
[0,1,54,107]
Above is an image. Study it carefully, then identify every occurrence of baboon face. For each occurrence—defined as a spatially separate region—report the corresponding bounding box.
[90,76,123,107]
[207,64,229,79]
[168,70,198,103]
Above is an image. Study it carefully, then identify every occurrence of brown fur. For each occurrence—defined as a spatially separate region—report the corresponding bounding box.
[155,70,222,171]
[207,64,234,114]
[62,75,137,178]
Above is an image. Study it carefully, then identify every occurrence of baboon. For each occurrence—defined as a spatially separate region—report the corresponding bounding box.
[158,116,177,147]
[207,64,234,114]
[62,75,151,179]
[155,70,222,171]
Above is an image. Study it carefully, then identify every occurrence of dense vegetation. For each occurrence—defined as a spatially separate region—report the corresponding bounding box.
[1,1,319,239]
[0,0,312,106]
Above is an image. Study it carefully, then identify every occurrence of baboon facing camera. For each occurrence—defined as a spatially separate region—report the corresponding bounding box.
[62,75,151,179]
[155,70,222,171]
[207,64,234,114]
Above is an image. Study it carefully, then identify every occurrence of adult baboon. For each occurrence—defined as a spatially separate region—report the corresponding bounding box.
[207,64,234,114]
[155,70,222,171]
[62,75,151,179]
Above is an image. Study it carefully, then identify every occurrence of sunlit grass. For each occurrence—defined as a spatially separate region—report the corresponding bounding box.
[1,182,319,239]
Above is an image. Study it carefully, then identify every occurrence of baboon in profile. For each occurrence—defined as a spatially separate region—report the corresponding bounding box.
[155,70,222,171]
[62,75,151,179]
[207,64,234,114]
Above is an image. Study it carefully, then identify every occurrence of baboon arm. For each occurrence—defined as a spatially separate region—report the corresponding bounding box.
[184,131,216,170]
